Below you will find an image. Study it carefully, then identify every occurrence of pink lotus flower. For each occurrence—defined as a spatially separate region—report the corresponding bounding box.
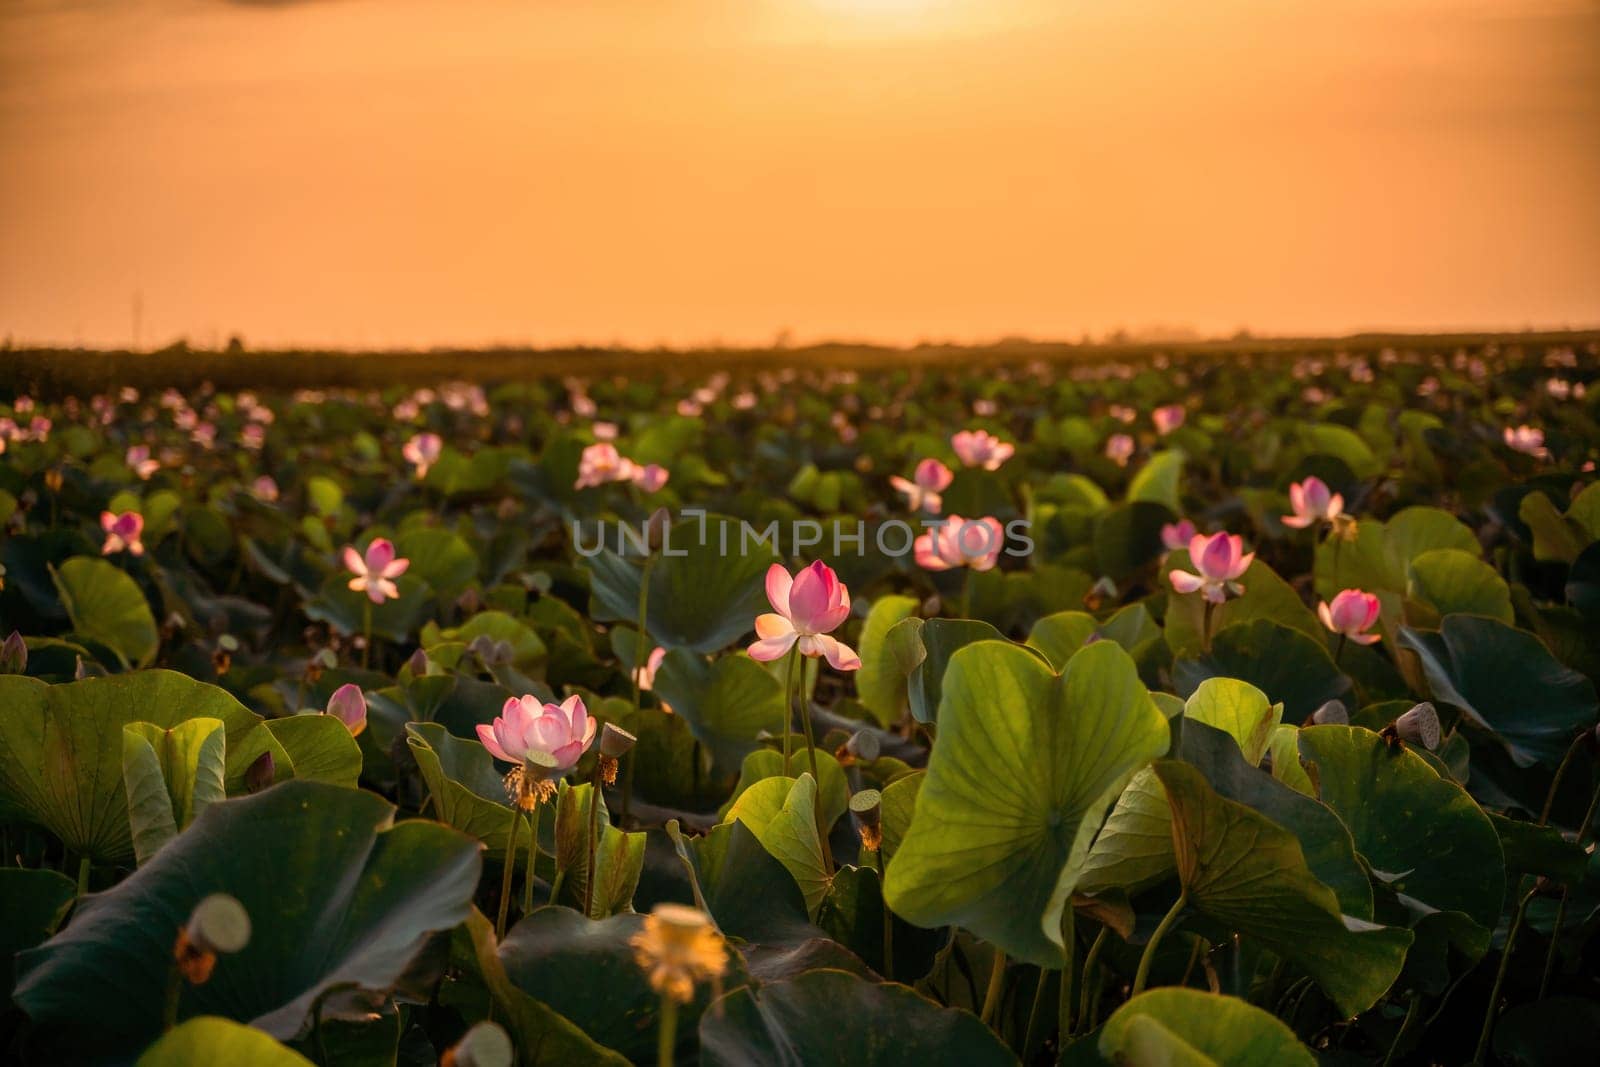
[126,445,160,480]
[889,459,954,514]
[343,538,409,604]
[1503,425,1548,459]
[1105,434,1135,467]
[101,511,145,556]
[402,432,442,479]
[575,442,631,490]
[1318,589,1381,644]
[1161,519,1197,552]
[748,561,860,670]
[950,429,1015,471]
[240,423,265,451]
[593,421,619,441]
[1282,477,1345,529]
[325,683,367,735]
[477,693,597,772]
[1168,532,1253,604]
[634,645,666,691]
[914,515,1005,572]
[252,475,280,502]
[1152,405,1186,436]
[632,463,670,493]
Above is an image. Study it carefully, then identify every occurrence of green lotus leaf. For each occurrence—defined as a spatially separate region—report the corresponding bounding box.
[698,969,1015,1067]
[14,781,482,1061]
[393,527,479,597]
[405,722,532,858]
[1174,618,1350,724]
[542,778,641,919]
[50,556,159,669]
[1298,725,1504,928]
[1153,761,1411,1015]
[1165,554,1321,655]
[724,773,830,918]
[0,672,291,863]
[0,868,76,999]
[1406,549,1513,625]
[1486,812,1587,884]
[1098,988,1314,1067]
[1519,491,1588,564]
[586,515,776,653]
[263,714,362,788]
[1568,541,1600,625]
[696,819,823,946]
[424,610,547,670]
[855,594,920,726]
[885,616,1035,724]
[123,718,227,866]
[1265,724,1315,796]
[1026,611,1100,671]
[1091,502,1173,584]
[884,640,1169,967]
[878,769,923,862]
[817,864,944,980]
[134,1017,314,1066]
[1314,506,1478,599]
[1399,615,1598,767]
[722,747,849,834]
[651,650,786,772]
[305,572,432,643]
[1126,449,1185,513]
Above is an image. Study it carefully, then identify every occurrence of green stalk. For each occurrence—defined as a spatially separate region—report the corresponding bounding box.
[656,995,678,1067]
[874,847,893,981]
[1077,927,1110,1036]
[76,855,90,897]
[1201,601,1216,654]
[796,657,834,874]
[1132,891,1187,996]
[1382,992,1422,1067]
[1021,969,1049,1061]
[1472,881,1538,1065]
[522,803,539,916]
[361,599,373,670]
[495,807,520,940]
[584,764,603,916]
[978,948,1008,1029]
[623,556,656,825]
[781,644,798,774]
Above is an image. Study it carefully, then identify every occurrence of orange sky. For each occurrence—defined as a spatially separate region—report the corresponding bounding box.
[2,0,1597,349]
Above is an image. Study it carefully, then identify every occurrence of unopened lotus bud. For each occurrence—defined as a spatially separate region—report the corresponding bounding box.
[443,1021,514,1067]
[325,683,367,736]
[0,630,25,674]
[1311,699,1348,726]
[456,587,481,615]
[467,634,499,663]
[245,750,275,793]
[1393,702,1441,750]
[406,647,430,677]
[850,789,883,852]
[174,893,251,985]
[645,507,672,553]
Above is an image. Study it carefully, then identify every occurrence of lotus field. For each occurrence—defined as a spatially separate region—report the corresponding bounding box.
[5,339,1600,1067]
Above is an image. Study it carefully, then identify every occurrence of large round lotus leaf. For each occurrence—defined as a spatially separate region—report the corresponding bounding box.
[1152,761,1411,1016]
[0,868,75,999]
[886,616,1044,725]
[1026,611,1100,672]
[724,773,829,917]
[651,650,786,772]
[695,820,823,946]
[50,555,159,668]
[1126,449,1185,512]
[855,594,920,726]
[1492,995,1600,1067]
[405,721,532,858]
[878,770,923,861]
[1315,507,1479,600]
[1405,549,1513,625]
[1398,615,1598,767]
[884,640,1169,967]
[305,572,432,643]
[262,715,362,788]
[1298,725,1504,928]
[698,968,1014,1067]
[585,515,776,653]
[722,748,849,834]
[424,611,547,669]
[1164,554,1321,656]
[1098,988,1314,1067]
[123,718,228,866]
[817,864,945,980]
[1568,541,1600,625]
[393,527,478,597]
[134,1017,313,1066]
[14,781,482,1061]
[1080,716,1371,919]
[1091,502,1173,584]
[1173,618,1350,724]
[0,672,291,863]
[498,907,748,1063]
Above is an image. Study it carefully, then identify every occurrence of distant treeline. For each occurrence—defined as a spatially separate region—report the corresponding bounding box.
[3,330,1596,398]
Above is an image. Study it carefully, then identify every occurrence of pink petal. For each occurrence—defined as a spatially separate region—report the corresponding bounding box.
[365,538,396,574]
[764,563,793,616]
[755,613,796,640]
[343,546,367,576]
[477,723,513,762]
[1169,570,1205,594]
[748,631,799,661]
[814,634,861,671]
[787,561,832,630]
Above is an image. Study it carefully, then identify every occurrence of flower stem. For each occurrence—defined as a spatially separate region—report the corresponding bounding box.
[76,855,90,897]
[162,961,182,1031]
[1334,634,1347,666]
[1132,891,1187,996]
[584,765,603,917]
[1472,880,1538,1065]
[796,658,834,874]
[1201,601,1216,654]
[656,995,678,1067]
[361,599,373,670]
[1076,926,1109,1036]
[522,803,539,916]
[782,645,797,775]
[875,848,893,981]
[495,808,520,941]
[978,948,1008,1028]
[624,557,656,825]
[1381,991,1422,1067]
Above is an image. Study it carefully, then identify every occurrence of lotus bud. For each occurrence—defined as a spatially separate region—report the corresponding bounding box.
[1311,699,1349,726]
[245,751,275,794]
[325,683,367,736]
[443,1021,514,1067]
[645,507,673,553]
[406,647,431,677]
[174,893,251,985]
[0,630,25,674]
[456,587,481,616]
[599,722,636,785]
[1391,702,1441,750]
[850,789,883,852]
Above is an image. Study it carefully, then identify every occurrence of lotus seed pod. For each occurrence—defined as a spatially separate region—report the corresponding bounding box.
[0,630,25,674]
[845,730,881,763]
[1311,699,1349,726]
[186,894,252,956]
[600,722,637,759]
[850,789,883,850]
[446,1022,514,1067]
[245,750,275,794]
[1394,702,1441,750]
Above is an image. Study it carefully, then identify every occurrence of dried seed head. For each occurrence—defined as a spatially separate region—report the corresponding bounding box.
[845,730,881,763]
[850,788,883,851]
[175,894,251,985]
[630,903,728,1005]
[1311,699,1349,726]
[443,1022,514,1067]
[600,722,637,760]
[1394,702,1441,750]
